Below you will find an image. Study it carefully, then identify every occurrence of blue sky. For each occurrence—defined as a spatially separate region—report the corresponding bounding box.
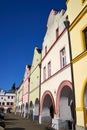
[0,0,66,91]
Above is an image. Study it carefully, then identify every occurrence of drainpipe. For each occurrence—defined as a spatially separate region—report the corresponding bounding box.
[64,16,76,130]
[39,62,41,123]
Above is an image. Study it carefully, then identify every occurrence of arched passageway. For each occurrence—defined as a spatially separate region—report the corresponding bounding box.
[41,92,55,123]
[56,81,75,130]
[59,86,74,121]
[34,98,39,120]
[29,101,33,120]
[25,103,28,118]
[7,108,12,113]
[84,84,87,125]
[21,104,24,117]
[84,84,87,107]
[0,108,4,113]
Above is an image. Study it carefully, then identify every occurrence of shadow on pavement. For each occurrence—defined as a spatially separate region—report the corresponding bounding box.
[5,122,18,125]
[5,119,18,121]
[5,128,25,130]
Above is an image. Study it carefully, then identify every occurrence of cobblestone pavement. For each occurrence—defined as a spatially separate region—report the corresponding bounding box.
[4,113,48,130]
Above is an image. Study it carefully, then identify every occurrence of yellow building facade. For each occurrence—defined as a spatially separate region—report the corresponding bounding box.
[66,0,87,127]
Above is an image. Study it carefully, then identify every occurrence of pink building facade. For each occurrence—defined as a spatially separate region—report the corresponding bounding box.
[22,65,31,117]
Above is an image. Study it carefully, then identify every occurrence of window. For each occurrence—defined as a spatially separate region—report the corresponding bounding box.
[56,28,59,39]
[60,48,66,68]
[43,66,46,81]
[11,96,13,99]
[45,46,47,55]
[0,102,1,105]
[36,76,39,87]
[8,96,10,99]
[48,61,51,78]
[7,102,9,105]
[2,102,5,106]
[83,27,87,50]
[11,102,13,105]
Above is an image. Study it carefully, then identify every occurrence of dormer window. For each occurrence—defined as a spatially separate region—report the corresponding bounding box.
[56,28,59,39]
[43,66,46,81]
[45,46,47,55]
[48,61,51,78]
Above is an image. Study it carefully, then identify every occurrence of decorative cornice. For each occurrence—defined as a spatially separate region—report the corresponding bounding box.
[69,5,87,31]
[29,86,39,94]
[72,51,87,64]
[76,107,85,111]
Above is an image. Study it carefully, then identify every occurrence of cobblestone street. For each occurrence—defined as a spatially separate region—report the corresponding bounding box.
[5,113,47,130]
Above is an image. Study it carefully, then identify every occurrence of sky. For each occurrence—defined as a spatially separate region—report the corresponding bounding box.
[0,0,66,91]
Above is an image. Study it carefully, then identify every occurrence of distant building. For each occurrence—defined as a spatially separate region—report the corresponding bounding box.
[0,89,15,113]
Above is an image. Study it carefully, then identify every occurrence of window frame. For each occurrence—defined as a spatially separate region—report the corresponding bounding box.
[48,61,51,78]
[81,25,87,51]
[60,47,66,68]
[45,46,47,55]
[43,66,46,81]
[83,27,87,50]
[56,28,59,39]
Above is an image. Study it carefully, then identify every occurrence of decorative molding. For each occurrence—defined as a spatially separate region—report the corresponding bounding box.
[80,24,87,51]
[69,5,87,31]
[76,107,85,111]
[72,51,87,64]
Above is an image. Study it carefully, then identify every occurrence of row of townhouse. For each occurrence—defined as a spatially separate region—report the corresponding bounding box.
[15,0,87,130]
[15,48,41,120]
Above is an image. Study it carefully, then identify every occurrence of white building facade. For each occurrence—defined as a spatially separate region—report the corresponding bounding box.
[39,9,74,129]
[0,90,15,113]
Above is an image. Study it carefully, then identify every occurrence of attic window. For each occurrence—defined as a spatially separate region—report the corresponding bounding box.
[56,28,59,39]
[45,46,47,55]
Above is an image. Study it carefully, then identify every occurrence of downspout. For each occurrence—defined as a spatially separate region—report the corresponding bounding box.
[64,16,76,130]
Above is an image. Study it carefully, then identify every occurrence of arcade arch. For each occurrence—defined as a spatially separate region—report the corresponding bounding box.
[40,91,55,123]
[56,81,75,122]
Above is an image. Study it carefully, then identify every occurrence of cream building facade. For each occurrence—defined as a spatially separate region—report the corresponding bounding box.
[29,47,41,120]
